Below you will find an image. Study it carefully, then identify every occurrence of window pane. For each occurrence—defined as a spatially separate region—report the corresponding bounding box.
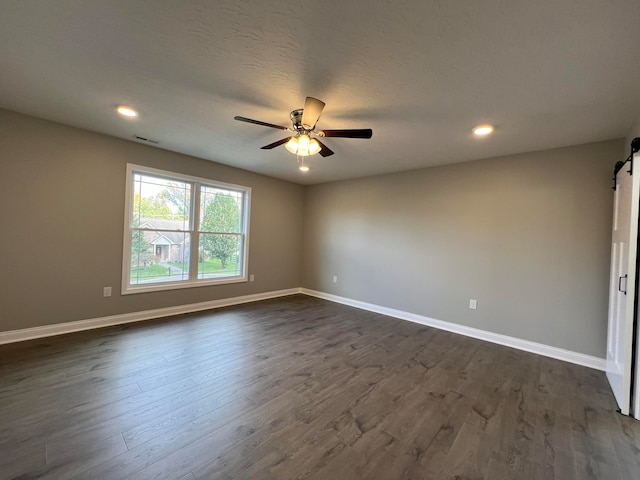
[199,186,243,233]
[132,173,191,229]
[198,233,242,278]
[130,230,190,284]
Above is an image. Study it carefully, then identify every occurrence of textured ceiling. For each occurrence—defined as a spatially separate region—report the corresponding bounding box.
[1,0,640,184]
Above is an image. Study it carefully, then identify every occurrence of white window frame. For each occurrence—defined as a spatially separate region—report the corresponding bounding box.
[122,164,251,295]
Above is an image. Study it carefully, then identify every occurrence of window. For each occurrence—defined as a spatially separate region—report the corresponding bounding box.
[122,164,250,294]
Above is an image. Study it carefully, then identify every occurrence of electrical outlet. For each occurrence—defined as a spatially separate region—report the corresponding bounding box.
[333,275,338,283]
[469,299,477,310]
[249,274,255,282]
[103,286,112,297]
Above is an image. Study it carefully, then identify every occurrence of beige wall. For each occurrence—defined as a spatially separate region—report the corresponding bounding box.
[302,140,621,358]
[0,109,304,332]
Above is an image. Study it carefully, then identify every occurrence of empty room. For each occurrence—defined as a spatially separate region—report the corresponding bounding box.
[2,1,640,479]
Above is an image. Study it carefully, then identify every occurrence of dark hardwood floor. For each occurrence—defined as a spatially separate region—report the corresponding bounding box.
[1,294,639,479]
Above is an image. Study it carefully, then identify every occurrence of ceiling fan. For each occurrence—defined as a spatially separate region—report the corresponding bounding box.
[234,97,372,158]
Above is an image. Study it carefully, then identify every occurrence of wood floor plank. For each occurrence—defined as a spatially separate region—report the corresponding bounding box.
[441,418,486,479]
[1,295,639,480]
[0,440,46,480]
[533,408,578,479]
[610,415,640,479]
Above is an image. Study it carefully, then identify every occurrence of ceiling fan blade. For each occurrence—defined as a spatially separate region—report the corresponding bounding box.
[319,129,373,139]
[315,139,334,157]
[301,97,325,129]
[260,137,291,150]
[234,116,288,130]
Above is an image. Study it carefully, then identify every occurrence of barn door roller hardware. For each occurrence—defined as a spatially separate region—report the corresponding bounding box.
[613,137,640,190]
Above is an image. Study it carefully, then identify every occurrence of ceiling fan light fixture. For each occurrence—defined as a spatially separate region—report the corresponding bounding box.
[285,134,320,156]
[285,137,299,154]
[298,134,310,150]
[308,138,321,155]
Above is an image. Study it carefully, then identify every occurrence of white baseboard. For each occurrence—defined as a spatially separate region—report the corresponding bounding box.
[0,287,607,372]
[0,288,301,345]
[301,288,606,371]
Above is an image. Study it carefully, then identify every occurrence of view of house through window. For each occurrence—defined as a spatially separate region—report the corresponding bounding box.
[124,165,250,293]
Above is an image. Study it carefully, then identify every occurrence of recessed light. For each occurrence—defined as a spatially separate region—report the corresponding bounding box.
[299,165,310,172]
[117,105,138,118]
[473,124,494,136]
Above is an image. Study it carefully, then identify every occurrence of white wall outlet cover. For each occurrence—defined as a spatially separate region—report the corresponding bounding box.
[249,274,255,282]
[333,275,338,283]
[469,299,477,310]
[103,286,112,297]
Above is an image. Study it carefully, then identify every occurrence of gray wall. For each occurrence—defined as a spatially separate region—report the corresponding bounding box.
[302,140,621,358]
[0,109,304,332]
[0,107,623,359]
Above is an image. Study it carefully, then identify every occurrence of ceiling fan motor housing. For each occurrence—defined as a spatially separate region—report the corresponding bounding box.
[290,109,305,132]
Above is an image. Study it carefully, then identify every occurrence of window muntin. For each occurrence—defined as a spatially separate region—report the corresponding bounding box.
[123,165,250,294]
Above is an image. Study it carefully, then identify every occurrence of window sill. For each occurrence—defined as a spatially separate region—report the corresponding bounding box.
[121,276,248,295]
